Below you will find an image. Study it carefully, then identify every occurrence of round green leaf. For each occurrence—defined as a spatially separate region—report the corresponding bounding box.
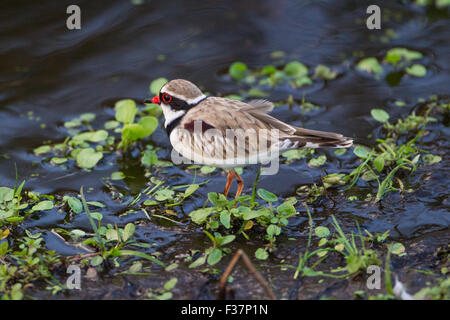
[284,61,308,77]
[137,116,158,137]
[229,62,248,81]
[357,57,383,75]
[115,99,137,124]
[90,255,103,267]
[255,248,269,260]
[76,148,103,169]
[353,145,370,159]
[150,77,168,95]
[314,226,330,238]
[371,109,390,123]
[67,197,83,214]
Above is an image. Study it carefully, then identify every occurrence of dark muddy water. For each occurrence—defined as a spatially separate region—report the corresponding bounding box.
[0,0,449,299]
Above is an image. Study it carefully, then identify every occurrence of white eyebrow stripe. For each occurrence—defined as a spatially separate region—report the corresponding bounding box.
[162,89,206,105]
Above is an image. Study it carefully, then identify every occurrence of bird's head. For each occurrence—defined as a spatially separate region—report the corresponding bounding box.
[145,79,206,128]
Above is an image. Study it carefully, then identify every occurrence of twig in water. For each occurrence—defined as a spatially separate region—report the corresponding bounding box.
[217,249,276,300]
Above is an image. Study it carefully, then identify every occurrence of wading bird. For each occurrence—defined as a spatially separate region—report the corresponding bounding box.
[145,79,353,199]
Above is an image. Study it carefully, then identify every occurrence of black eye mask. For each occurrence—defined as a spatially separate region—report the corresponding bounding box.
[160,92,208,111]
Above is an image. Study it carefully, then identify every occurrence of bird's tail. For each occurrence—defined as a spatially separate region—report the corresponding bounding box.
[282,127,353,149]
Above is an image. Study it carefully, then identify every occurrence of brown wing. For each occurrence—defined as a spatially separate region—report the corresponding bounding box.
[173,97,352,164]
[180,97,294,135]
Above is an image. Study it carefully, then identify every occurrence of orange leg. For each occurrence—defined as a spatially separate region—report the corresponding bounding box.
[223,170,234,198]
[234,170,244,199]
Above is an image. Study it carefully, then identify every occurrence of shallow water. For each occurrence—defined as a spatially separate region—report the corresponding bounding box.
[0,0,449,299]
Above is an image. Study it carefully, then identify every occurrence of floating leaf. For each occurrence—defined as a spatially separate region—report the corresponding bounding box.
[80,113,96,122]
[150,77,168,95]
[51,157,68,165]
[353,145,370,159]
[384,48,422,65]
[111,171,126,180]
[255,248,269,260]
[334,149,347,156]
[405,64,426,77]
[200,166,216,174]
[308,155,327,167]
[247,88,269,98]
[67,196,83,214]
[70,229,86,237]
[115,99,137,124]
[422,154,442,165]
[371,109,390,123]
[31,200,53,211]
[33,145,52,155]
[137,116,158,137]
[391,242,406,256]
[357,57,383,75]
[313,64,337,80]
[284,61,308,77]
[315,226,330,238]
[154,188,175,201]
[104,120,120,130]
[229,62,248,80]
[76,148,103,169]
[89,130,108,142]
[282,148,313,162]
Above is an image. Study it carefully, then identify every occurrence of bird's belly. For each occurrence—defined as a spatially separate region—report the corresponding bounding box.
[169,128,281,168]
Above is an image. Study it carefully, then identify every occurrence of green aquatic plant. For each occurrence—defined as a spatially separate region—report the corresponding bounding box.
[74,187,165,269]
[187,187,298,265]
[33,78,165,170]
[357,47,427,84]
[147,277,178,300]
[328,216,381,275]
[115,99,158,152]
[0,231,62,300]
[0,180,26,224]
[226,60,338,89]
[343,101,443,202]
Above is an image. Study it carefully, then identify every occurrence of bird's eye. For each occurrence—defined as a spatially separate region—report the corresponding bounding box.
[162,93,172,104]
